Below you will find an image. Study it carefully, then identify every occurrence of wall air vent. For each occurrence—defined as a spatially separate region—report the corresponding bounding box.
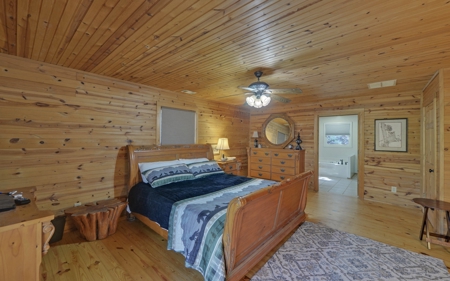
[181,90,196,94]
[367,79,397,89]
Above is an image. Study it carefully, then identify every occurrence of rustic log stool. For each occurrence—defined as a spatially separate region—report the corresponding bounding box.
[64,198,127,241]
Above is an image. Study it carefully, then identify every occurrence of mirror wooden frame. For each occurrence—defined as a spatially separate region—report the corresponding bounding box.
[261,113,295,148]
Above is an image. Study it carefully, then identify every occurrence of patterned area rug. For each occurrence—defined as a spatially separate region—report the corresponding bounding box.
[252,222,450,281]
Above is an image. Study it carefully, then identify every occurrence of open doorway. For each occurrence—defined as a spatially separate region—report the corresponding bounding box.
[318,115,358,197]
[314,110,365,199]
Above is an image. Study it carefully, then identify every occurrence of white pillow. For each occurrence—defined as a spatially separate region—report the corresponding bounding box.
[138,160,180,183]
[178,158,209,165]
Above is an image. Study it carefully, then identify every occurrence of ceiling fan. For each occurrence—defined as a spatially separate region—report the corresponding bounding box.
[238,71,302,108]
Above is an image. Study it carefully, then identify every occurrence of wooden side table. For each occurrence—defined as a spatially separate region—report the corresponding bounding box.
[217,158,242,176]
[65,198,126,241]
[412,198,450,249]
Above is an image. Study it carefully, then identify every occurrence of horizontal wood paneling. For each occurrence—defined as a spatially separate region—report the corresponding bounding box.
[0,54,250,218]
[250,90,422,208]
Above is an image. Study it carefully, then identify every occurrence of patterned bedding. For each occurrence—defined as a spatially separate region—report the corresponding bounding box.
[167,177,276,281]
[128,173,276,281]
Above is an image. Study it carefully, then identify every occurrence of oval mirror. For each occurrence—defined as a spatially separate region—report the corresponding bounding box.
[261,113,295,148]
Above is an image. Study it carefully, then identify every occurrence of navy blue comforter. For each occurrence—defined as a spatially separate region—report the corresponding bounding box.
[127,173,252,229]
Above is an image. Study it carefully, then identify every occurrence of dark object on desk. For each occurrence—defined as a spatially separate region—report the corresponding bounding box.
[0,194,16,212]
[412,198,450,249]
[15,197,31,205]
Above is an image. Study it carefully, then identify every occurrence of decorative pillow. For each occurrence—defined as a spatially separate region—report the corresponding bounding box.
[188,161,224,178]
[179,158,210,165]
[141,163,194,188]
[138,160,181,183]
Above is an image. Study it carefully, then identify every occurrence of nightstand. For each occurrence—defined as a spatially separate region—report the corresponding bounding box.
[217,158,242,176]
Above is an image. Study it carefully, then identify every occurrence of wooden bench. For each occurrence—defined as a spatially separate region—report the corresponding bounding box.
[65,198,127,241]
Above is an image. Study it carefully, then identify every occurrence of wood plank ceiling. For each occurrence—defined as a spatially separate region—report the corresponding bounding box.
[1,0,449,107]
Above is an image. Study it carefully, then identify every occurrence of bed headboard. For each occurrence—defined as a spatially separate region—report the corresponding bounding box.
[127,144,214,191]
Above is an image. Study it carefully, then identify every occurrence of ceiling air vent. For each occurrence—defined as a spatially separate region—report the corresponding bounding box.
[367,79,397,89]
[181,90,196,94]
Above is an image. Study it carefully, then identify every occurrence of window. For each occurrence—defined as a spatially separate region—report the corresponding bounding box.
[324,122,351,147]
[157,103,198,145]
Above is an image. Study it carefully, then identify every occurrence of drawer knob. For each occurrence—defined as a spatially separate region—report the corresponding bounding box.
[281,161,286,164]
[288,154,293,157]
[258,166,263,169]
[280,176,285,180]
[253,152,257,155]
[258,159,263,162]
[274,153,279,156]
[265,152,269,156]
[258,173,263,176]
[280,169,285,172]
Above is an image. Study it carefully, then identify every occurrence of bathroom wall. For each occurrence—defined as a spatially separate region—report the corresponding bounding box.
[319,115,359,173]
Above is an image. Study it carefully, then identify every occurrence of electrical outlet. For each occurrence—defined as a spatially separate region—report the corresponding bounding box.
[74,202,82,207]
[391,186,397,193]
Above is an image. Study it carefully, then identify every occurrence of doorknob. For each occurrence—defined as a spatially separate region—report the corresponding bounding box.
[429,169,434,173]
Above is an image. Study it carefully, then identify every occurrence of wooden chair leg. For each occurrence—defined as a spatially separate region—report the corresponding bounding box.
[446,211,450,242]
[419,207,429,240]
[425,216,431,250]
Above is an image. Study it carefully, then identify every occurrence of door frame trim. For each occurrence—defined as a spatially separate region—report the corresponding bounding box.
[314,109,365,199]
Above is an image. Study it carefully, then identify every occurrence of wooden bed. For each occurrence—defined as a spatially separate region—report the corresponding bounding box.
[127,144,312,281]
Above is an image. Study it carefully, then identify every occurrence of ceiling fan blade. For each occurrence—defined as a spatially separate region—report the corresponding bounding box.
[216,92,254,99]
[270,94,291,103]
[238,86,257,92]
[267,88,302,94]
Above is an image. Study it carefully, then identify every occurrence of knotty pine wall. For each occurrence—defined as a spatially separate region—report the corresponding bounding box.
[250,91,422,208]
[0,54,250,217]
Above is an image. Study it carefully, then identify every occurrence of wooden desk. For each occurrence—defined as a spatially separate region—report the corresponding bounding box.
[412,198,450,249]
[0,188,54,281]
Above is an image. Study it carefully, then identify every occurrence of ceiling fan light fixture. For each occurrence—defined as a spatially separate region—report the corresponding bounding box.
[246,94,271,108]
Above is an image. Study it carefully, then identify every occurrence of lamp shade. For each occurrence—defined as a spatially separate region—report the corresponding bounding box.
[252,131,259,138]
[216,138,230,150]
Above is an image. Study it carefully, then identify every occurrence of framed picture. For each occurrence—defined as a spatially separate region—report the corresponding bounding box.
[374,118,407,152]
[211,144,220,155]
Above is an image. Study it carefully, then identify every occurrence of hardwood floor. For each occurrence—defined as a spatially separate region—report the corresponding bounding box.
[41,190,450,280]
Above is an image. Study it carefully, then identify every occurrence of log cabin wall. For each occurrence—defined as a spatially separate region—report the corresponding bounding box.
[0,54,250,219]
[249,90,421,208]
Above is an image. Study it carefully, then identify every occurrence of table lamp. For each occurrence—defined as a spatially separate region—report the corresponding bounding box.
[252,131,259,148]
[216,138,230,161]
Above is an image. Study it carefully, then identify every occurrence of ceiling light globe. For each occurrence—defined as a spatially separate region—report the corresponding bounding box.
[260,95,271,106]
[246,95,256,106]
[254,98,263,108]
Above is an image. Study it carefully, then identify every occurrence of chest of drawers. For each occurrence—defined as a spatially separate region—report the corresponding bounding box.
[247,148,305,181]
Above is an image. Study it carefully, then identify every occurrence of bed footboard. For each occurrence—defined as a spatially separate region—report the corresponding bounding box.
[223,170,313,281]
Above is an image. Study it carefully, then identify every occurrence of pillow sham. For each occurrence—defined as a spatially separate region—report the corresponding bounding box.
[141,163,194,188]
[188,160,224,178]
[179,157,210,165]
[138,160,180,183]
